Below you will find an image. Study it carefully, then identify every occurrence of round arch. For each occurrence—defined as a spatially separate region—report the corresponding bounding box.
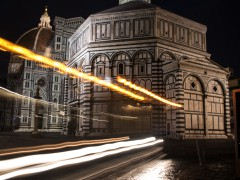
[183,74,205,135]
[132,50,154,62]
[132,50,153,77]
[183,73,206,93]
[90,53,110,66]
[111,51,132,62]
[206,78,226,96]
[206,78,226,134]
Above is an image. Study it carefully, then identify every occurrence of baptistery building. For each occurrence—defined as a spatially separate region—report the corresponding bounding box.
[66,0,231,139]
[7,0,231,139]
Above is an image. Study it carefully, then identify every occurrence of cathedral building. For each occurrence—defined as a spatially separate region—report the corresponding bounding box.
[7,0,231,139]
[8,7,84,132]
[66,0,231,139]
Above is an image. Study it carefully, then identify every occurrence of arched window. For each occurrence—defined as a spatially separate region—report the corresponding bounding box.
[133,51,152,76]
[118,63,124,75]
[184,75,205,135]
[93,55,108,78]
[207,80,225,134]
[113,53,129,76]
[92,55,109,92]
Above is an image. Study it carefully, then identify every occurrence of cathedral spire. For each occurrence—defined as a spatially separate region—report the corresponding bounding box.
[119,0,151,5]
[38,6,52,29]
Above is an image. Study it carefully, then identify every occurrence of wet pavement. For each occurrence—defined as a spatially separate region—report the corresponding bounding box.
[105,156,235,180]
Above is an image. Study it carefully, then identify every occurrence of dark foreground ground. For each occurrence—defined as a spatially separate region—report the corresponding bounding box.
[104,156,234,180]
[0,133,237,180]
[103,139,235,180]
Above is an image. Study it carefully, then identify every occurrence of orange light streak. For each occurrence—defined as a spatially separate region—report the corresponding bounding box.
[117,77,182,108]
[0,137,129,157]
[0,37,144,101]
[0,47,6,51]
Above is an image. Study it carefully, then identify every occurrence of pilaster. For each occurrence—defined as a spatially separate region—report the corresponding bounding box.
[175,69,185,139]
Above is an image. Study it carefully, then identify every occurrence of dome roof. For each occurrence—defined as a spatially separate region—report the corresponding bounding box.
[16,6,54,53]
[16,27,54,53]
[97,1,157,14]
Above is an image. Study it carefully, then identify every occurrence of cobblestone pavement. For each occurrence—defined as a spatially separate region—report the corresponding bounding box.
[105,156,235,180]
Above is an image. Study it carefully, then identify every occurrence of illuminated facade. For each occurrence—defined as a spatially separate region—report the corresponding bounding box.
[66,0,231,138]
[7,8,84,132]
[6,0,231,139]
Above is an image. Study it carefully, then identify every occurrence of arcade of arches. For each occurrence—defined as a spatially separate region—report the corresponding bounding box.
[183,75,225,137]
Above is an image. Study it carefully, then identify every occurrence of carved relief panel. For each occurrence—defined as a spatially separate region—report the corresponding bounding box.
[96,23,111,40]
[157,19,173,40]
[176,25,189,45]
[190,30,203,49]
[134,18,153,37]
[114,20,131,39]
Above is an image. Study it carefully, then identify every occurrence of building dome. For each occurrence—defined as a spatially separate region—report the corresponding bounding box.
[16,27,54,53]
[16,6,54,53]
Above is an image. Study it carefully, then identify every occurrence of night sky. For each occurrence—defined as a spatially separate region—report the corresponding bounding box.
[0,0,239,85]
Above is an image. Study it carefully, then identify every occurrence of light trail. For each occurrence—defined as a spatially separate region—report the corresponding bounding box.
[0,137,129,157]
[0,137,163,180]
[0,86,87,113]
[0,37,144,101]
[0,86,138,122]
[96,112,138,120]
[0,86,58,108]
[117,77,182,108]
[0,137,158,172]
[0,86,139,120]
[0,47,6,51]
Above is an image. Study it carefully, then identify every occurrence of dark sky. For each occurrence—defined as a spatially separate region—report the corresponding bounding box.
[0,0,239,84]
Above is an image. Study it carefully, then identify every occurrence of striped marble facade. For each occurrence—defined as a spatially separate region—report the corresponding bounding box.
[65,1,231,139]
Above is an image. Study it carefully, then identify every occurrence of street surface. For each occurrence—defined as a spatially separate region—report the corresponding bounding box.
[105,156,234,180]
[0,134,235,180]
[8,145,234,180]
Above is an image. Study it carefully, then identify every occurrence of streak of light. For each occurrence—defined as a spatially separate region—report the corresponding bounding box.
[0,38,144,101]
[92,119,109,122]
[0,86,53,107]
[0,47,6,52]
[16,114,109,123]
[122,104,153,112]
[0,87,136,123]
[117,77,182,108]
[0,138,163,180]
[0,137,129,157]
[0,86,79,113]
[0,137,156,172]
[95,112,138,120]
